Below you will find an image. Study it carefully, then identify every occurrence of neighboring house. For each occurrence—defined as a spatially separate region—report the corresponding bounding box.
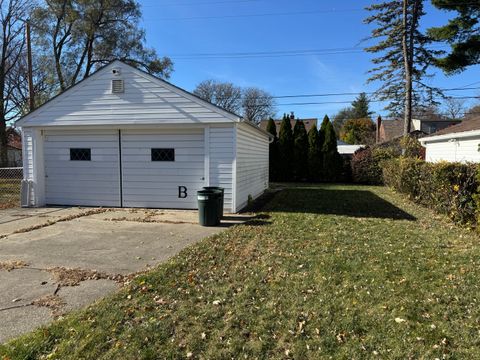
[17,60,271,212]
[411,118,460,134]
[6,127,22,167]
[337,140,363,158]
[376,117,460,143]
[376,118,404,143]
[420,116,480,163]
[259,114,318,134]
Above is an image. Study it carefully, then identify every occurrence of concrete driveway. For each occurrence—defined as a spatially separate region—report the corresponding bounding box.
[0,207,247,344]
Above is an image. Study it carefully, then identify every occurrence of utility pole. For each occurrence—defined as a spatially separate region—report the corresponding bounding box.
[26,19,34,111]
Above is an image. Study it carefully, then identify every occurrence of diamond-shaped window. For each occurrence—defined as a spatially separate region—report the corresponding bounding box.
[151,148,175,162]
[70,148,91,161]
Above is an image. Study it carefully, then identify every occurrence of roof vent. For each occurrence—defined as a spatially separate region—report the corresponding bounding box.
[111,79,124,94]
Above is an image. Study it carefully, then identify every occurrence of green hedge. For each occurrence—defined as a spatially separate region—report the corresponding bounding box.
[351,147,398,184]
[382,158,479,227]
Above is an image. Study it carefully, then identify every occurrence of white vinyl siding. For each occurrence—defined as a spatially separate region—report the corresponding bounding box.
[44,130,121,206]
[235,123,269,212]
[18,62,237,127]
[121,129,205,208]
[208,125,235,212]
[19,62,271,211]
[425,137,480,163]
[22,129,35,205]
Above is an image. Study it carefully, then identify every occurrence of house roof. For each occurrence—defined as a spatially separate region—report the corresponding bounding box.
[381,119,404,141]
[420,116,480,143]
[6,128,21,150]
[16,60,245,127]
[259,118,318,134]
[337,142,364,155]
[427,116,480,137]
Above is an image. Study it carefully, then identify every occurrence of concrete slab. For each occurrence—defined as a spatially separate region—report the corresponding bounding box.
[0,217,221,274]
[90,208,252,225]
[0,268,56,308]
[0,207,250,344]
[59,279,119,313]
[0,207,98,238]
[0,305,51,344]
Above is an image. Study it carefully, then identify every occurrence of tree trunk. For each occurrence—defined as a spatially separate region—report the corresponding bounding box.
[402,0,412,136]
[1,21,9,166]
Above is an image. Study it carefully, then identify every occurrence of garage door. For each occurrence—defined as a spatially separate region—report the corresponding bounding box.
[44,130,121,207]
[121,129,205,208]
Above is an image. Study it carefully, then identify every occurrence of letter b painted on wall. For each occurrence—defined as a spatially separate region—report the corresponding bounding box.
[178,186,187,198]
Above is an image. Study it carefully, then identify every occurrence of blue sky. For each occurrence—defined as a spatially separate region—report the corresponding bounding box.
[138,0,480,120]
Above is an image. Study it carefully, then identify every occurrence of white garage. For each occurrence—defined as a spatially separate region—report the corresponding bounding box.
[420,117,480,163]
[17,60,271,213]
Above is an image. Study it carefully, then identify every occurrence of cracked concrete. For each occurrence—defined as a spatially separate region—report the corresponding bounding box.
[0,207,249,344]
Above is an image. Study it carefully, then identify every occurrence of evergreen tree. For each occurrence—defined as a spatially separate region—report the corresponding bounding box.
[321,115,342,182]
[278,113,294,181]
[266,118,279,181]
[293,120,308,181]
[307,126,322,181]
[428,1,480,74]
[351,93,373,119]
[319,115,329,149]
[365,1,443,134]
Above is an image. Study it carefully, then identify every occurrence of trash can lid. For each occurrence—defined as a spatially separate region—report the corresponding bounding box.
[199,188,222,195]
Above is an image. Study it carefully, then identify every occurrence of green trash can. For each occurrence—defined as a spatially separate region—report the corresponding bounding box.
[203,186,224,219]
[197,189,221,226]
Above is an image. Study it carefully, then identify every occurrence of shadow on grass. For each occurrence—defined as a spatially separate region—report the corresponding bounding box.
[217,214,272,228]
[263,188,416,221]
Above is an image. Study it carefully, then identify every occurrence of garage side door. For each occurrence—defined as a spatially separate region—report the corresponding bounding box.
[121,129,205,209]
[44,130,121,207]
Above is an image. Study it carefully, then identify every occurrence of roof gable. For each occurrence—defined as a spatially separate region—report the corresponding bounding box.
[17,60,241,127]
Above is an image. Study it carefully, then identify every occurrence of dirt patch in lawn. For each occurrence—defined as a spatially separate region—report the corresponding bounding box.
[32,294,66,316]
[47,267,128,287]
[0,260,29,271]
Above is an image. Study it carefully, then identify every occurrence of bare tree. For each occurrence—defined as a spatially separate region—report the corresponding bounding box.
[464,104,480,120]
[193,79,242,114]
[0,0,30,166]
[242,87,276,124]
[31,0,173,92]
[444,98,465,120]
[193,80,277,123]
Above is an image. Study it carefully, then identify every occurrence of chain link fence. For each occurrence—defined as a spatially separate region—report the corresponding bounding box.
[0,167,22,209]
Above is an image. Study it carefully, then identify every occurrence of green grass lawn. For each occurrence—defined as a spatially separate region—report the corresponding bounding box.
[1,184,480,359]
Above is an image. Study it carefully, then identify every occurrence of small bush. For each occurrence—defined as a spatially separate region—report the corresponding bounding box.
[351,146,397,184]
[382,158,478,226]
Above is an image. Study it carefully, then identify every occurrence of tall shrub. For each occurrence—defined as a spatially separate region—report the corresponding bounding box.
[266,118,279,181]
[278,114,294,181]
[321,115,342,181]
[382,158,478,226]
[308,126,322,181]
[293,120,308,181]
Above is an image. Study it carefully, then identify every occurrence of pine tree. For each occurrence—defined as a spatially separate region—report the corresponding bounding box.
[428,0,480,74]
[321,116,342,182]
[307,126,322,181]
[319,115,329,149]
[364,1,443,134]
[293,120,308,181]
[278,113,294,181]
[351,93,373,119]
[266,118,279,181]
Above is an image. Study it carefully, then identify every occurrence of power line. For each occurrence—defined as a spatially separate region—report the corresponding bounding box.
[168,45,450,60]
[144,7,364,21]
[146,0,262,6]
[205,87,480,101]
